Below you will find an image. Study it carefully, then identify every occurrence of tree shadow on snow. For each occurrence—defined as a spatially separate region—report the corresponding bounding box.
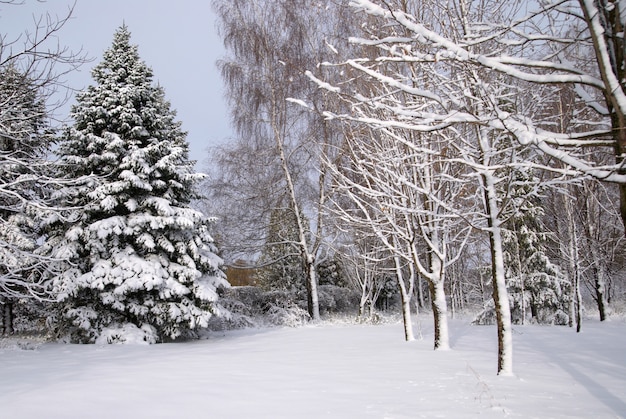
[522,328,626,416]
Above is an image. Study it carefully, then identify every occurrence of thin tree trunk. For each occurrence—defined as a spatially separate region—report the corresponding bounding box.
[575,268,583,333]
[272,109,320,321]
[489,225,514,375]
[450,281,456,320]
[2,301,14,336]
[558,190,582,331]
[417,274,425,308]
[584,189,609,321]
[568,209,584,332]
[393,255,414,342]
[513,223,526,325]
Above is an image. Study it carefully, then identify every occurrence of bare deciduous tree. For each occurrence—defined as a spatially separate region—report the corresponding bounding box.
[0,1,87,333]
[208,0,354,320]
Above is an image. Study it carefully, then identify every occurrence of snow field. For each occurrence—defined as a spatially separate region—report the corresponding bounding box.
[0,317,624,418]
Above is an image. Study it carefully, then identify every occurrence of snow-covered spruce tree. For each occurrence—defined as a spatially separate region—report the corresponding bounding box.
[43,26,228,343]
[502,171,570,325]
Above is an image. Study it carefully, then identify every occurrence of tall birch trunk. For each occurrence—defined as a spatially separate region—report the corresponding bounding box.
[272,111,320,321]
[555,189,583,332]
[566,201,584,332]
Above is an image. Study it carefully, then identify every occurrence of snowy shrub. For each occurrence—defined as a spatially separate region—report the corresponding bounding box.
[265,301,310,327]
[473,299,570,326]
[1,299,51,335]
[205,285,359,329]
[95,323,157,345]
[318,285,360,314]
[552,310,569,326]
[257,289,298,312]
[206,287,258,330]
[224,286,265,310]
[472,300,497,326]
[205,286,312,329]
[316,289,336,314]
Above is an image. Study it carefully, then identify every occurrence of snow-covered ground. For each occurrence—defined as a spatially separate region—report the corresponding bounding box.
[1,316,624,418]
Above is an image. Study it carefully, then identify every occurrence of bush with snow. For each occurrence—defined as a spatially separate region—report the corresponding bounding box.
[207,287,311,329]
[317,284,360,314]
[95,323,157,345]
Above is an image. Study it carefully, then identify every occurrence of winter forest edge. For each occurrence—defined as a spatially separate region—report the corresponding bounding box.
[1,0,625,381]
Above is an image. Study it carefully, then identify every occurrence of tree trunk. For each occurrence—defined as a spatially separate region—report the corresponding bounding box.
[489,225,514,375]
[560,189,583,332]
[483,172,514,376]
[586,235,609,322]
[450,281,456,320]
[619,184,626,234]
[575,270,583,333]
[594,274,609,321]
[393,255,414,342]
[357,285,368,322]
[584,192,610,321]
[272,111,320,321]
[417,274,425,308]
[2,301,14,336]
[305,260,320,321]
[429,280,450,350]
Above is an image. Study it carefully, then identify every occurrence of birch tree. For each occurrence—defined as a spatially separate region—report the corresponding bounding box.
[209,0,354,320]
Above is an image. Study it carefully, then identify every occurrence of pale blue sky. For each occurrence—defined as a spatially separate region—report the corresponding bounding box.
[2,0,232,170]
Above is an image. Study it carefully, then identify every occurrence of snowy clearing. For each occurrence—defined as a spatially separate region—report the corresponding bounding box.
[1,317,624,418]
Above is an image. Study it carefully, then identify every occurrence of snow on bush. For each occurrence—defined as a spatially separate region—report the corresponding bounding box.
[265,300,310,327]
[317,284,360,314]
[95,323,157,345]
[207,287,311,329]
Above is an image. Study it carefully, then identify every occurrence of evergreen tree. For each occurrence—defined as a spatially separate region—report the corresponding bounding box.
[503,170,570,325]
[0,66,54,334]
[43,26,228,343]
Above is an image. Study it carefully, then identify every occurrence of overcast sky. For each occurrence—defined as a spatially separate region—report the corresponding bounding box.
[2,0,233,170]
